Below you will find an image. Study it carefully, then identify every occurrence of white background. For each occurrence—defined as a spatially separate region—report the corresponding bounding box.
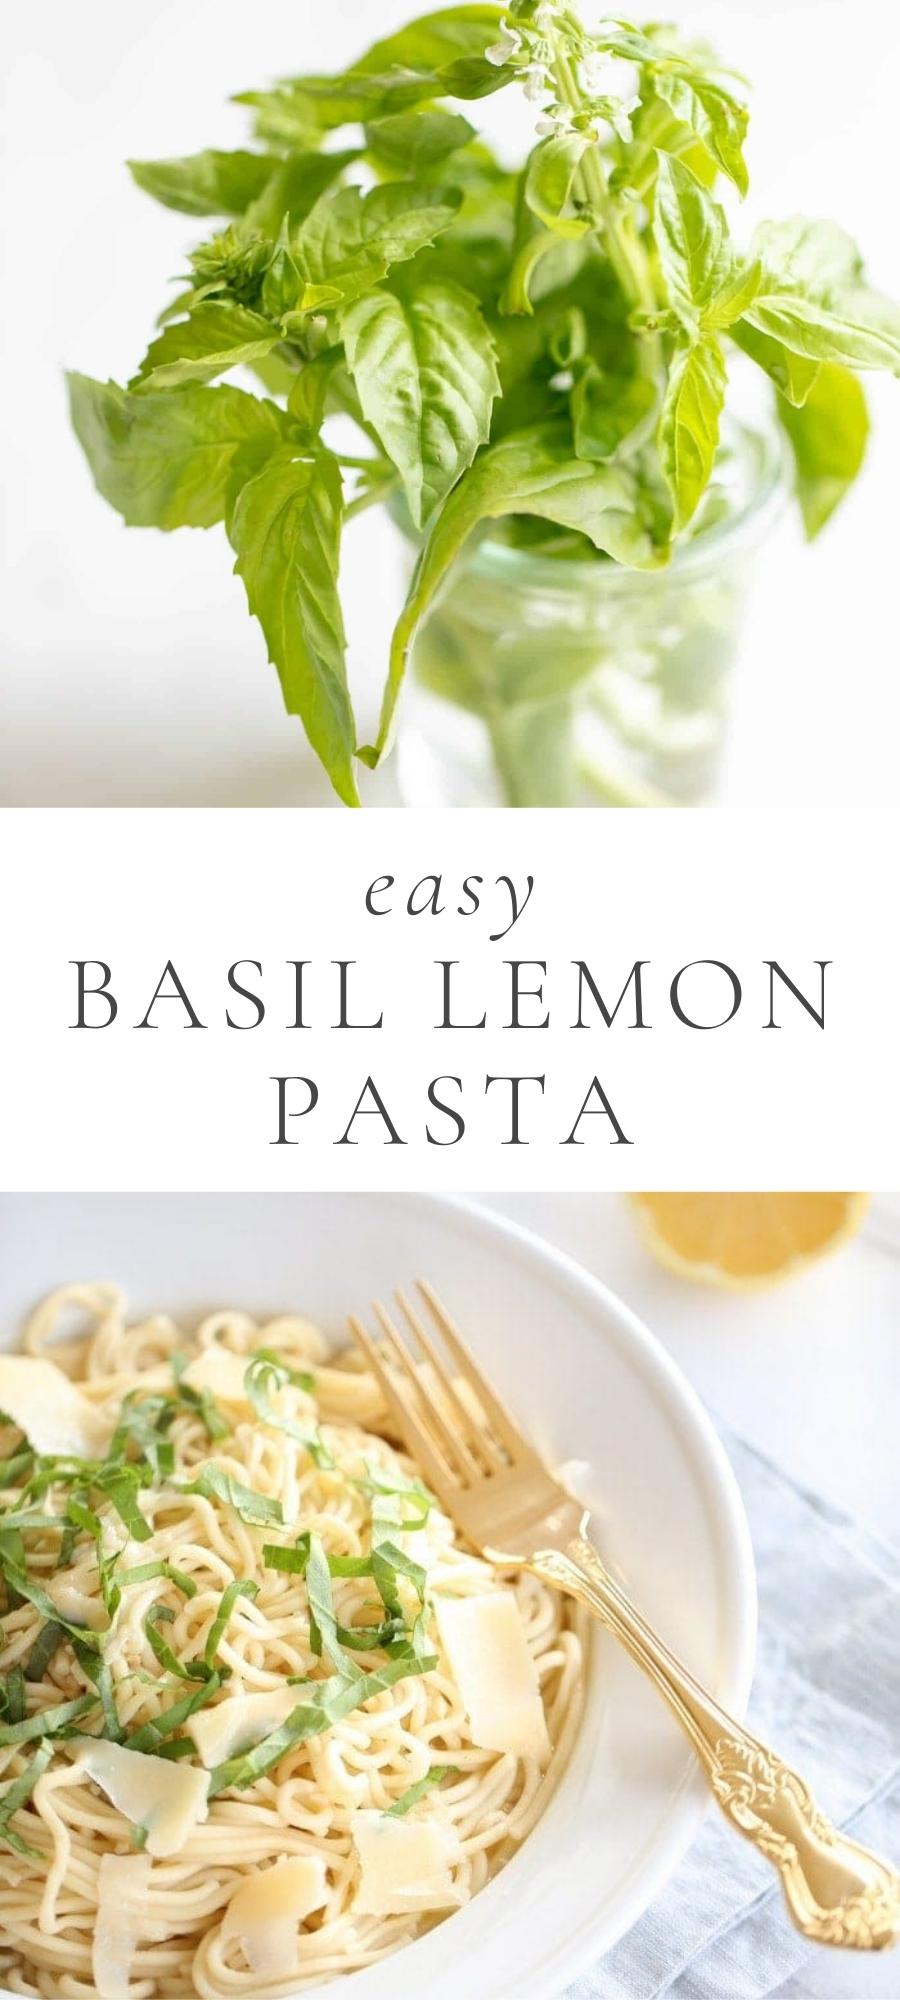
[2,0,900,806]
[2,805,899,1191]
[484,1190,900,2000]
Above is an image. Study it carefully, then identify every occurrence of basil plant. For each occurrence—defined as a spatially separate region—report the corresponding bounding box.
[69,3,900,804]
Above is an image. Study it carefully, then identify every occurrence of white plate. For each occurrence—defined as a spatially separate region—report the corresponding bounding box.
[0,1194,757,2000]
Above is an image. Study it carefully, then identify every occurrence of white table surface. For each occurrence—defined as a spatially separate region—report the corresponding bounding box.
[480,1193,900,2000]
[3,0,900,807]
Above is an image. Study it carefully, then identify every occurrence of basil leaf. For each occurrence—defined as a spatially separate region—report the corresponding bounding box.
[367,424,665,764]
[0,1738,54,1857]
[615,92,718,202]
[572,366,657,462]
[284,182,462,317]
[341,277,500,528]
[353,8,512,98]
[245,7,512,139]
[743,219,900,375]
[658,334,727,530]
[366,109,475,173]
[203,1577,259,1671]
[745,288,900,375]
[67,377,286,530]
[245,149,363,238]
[703,258,762,334]
[525,135,591,240]
[777,361,869,537]
[751,217,863,296]
[729,321,820,408]
[385,1766,456,1816]
[128,151,278,219]
[208,1653,437,1797]
[652,70,749,197]
[132,303,280,393]
[228,441,359,807]
[177,1466,284,1528]
[654,156,727,327]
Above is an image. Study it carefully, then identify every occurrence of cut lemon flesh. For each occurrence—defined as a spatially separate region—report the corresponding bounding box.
[630,1193,869,1290]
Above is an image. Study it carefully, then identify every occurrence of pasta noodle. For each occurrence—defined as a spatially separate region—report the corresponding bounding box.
[0,1285,586,1999]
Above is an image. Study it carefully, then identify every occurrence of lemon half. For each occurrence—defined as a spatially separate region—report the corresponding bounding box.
[630,1193,869,1291]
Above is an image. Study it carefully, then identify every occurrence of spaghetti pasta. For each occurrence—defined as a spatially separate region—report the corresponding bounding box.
[0,1285,585,1999]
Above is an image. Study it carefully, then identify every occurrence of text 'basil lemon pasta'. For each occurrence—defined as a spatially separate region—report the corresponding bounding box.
[0,1284,585,1998]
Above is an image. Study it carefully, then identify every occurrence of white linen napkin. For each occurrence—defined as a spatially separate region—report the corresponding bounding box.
[567,1432,900,2000]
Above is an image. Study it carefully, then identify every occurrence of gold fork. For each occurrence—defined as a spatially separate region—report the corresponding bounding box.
[349,1281,900,1954]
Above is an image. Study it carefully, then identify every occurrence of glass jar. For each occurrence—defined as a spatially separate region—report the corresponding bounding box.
[396,418,788,808]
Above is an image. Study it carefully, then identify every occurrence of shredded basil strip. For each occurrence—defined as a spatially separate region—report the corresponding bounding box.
[385,1766,457,1817]
[107,1393,176,1482]
[154,1735,200,1761]
[25,1621,66,1681]
[73,1644,122,1742]
[173,1379,230,1442]
[2,1667,26,1726]
[120,1559,198,1599]
[144,1602,213,1683]
[203,1577,259,1670]
[209,1652,437,1797]
[253,1348,316,1393]
[0,1693,96,1747]
[243,1355,333,1469]
[126,1672,221,1754]
[176,1466,283,1527]
[304,1532,349,1669]
[0,1552,103,1651]
[0,1737,54,1857]
[263,1540,372,1579]
[0,1509,66,1533]
[92,1463,153,1543]
[0,1449,35,1490]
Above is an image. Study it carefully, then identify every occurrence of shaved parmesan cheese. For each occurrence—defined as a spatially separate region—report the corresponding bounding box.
[221,1857,328,1976]
[434,1592,550,1761]
[0,1355,111,1460]
[93,1853,153,2000]
[351,1811,463,1915]
[181,1347,251,1406]
[45,1577,107,1631]
[188,1688,300,1769]
[76,1738,210,1856]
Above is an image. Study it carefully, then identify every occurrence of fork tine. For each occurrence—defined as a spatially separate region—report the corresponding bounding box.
[373,1302,473,1486]
[347,1313,457,1496]
[415,1281,532,1461]
[394,1288,506,1474]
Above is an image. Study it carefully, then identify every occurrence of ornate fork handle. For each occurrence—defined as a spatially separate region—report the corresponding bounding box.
[530,1535,900,1952]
